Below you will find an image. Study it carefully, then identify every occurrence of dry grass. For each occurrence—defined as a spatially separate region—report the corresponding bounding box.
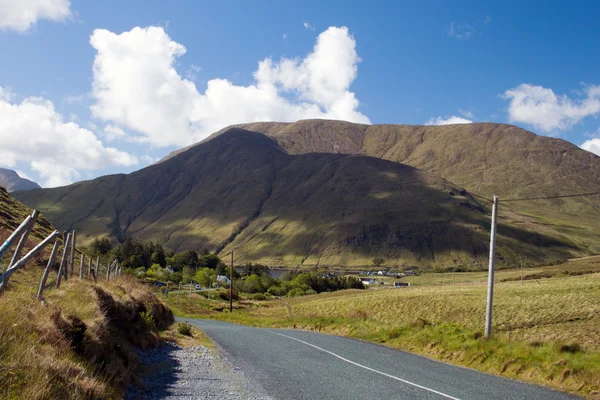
[0,266,173,400]
[166,262,600,398]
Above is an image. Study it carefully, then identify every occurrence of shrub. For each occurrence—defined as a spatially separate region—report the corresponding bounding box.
[252,293,266,301]
[176,322,193,337]
[287,288,305,297]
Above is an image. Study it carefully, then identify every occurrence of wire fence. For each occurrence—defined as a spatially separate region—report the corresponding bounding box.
[0,210,122,301]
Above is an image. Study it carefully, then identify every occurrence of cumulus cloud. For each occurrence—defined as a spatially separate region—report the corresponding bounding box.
[580,138,600,156]
[89,25,369,147]
[0,0,72,32]
[502,83,600,133]
[425,115,473,125]
[103,124,127,141]
[0,89,137,187]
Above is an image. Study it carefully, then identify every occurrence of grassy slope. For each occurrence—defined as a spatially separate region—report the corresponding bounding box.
[0,187,174,399]
[210,121,600,260]
[165,258,600,398]
[15,128,587,268]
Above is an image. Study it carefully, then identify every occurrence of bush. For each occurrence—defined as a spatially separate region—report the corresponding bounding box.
[305,289,317,296]
[287,288,305,297]
[176,322,193,337]
[252,293,266,301]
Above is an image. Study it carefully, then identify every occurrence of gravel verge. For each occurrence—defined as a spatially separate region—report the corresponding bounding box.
[126,343,272,399]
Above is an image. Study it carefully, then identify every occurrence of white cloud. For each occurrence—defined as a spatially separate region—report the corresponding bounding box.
[0,88,137,187]
[483,15,492,24]
[103,124,127,141]
[580,138,600,156]
[15,169,34,182]
[282,33,287,39]
[140,154,160,165]
[458,109,475,119]
[89,25,369,148]
[425,115,473,125]
[0,0,72,32]
[446,21,476,39]
[303,22,315,31]
[502,83,600,133]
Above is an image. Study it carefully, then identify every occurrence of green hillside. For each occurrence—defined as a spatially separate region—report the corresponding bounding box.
[14,126,587,268]
[166,120,600,259]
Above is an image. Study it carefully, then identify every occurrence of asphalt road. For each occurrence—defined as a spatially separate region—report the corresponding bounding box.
[182,318,579,400]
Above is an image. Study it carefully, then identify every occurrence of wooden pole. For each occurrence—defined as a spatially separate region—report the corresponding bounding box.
[79,253,84,279]
[8,210,39,268]
[69,231,76,277]
[485,195,499,338]
[88,257,92,279]
[1,230,60,289]
[188,280,192,301]
[229,251,233,312]
[0,215,32,254]
[56,233,72,288]
[37,239,60,300]
[177,282,181,307]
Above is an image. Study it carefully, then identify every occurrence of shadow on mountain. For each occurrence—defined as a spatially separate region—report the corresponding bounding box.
[14,128,585,268]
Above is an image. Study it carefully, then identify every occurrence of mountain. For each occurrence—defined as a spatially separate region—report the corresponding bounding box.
[14,121,600,268]
[0,168,41,192]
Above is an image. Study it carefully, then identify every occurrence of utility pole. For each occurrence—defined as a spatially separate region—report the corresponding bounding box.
[229,251,233,312]
[485,195,499,338]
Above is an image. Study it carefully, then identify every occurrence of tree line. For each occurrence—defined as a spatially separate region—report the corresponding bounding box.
[89,237,364,297]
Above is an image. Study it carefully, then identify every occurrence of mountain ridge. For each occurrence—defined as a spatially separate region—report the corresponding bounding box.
[0,168,41,192]
[14,122,599,268]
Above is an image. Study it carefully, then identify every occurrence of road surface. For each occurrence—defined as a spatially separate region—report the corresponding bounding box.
[182,318,579,400]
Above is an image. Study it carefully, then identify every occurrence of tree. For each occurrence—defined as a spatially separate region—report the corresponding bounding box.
[90,237,112,256]
[372,257,385,268]
[151,247,166,267]
[195,268,216,288]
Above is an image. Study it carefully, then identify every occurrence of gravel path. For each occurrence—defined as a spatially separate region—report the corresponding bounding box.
[126,343,272,400]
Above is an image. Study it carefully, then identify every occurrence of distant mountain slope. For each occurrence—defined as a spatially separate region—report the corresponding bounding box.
[164,120,600,257]
[0,168,41,192]
[13,128,581,268]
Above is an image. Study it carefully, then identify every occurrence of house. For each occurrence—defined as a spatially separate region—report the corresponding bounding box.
[360,278,377,285]
[217,275,231,285]
[165,265,174,274]
[394,282,409,288]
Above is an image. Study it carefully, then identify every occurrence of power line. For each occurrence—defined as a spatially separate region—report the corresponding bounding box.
[499,191,600,203]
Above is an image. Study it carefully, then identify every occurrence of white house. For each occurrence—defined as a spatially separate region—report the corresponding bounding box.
[360,278,377,285]
[217,275,231,285]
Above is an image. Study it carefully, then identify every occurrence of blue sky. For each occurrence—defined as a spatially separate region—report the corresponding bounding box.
[1,0,600,187]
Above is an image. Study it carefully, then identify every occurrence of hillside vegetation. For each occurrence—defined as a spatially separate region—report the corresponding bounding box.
[15,121,600,268]
[0,187,174,399]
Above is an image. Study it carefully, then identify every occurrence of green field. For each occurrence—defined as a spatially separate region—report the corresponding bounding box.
[165,258,600,398]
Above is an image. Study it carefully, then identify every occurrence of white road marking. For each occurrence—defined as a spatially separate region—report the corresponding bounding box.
[269,331,462,400]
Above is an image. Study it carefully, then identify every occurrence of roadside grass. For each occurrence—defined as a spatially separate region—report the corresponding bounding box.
[0,267,174,400]
[163,268,600,398]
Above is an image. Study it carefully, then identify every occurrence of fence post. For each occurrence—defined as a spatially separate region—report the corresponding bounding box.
[69,231,76,277]
[1,230,60,289]
[0,215,32,254]
[56,233,72,288]
[8,210,39,269]
[79,253,84,279]
[37,239,60,300]
[88,257,92,279]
